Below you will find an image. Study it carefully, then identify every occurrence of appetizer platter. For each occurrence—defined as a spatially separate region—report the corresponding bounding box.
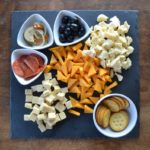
[10,10,139,138]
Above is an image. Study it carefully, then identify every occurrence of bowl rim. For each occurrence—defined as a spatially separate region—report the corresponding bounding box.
[53,10,90,46]
[11,48,48,85]
[93,93,138,138]
[17,13,54,50]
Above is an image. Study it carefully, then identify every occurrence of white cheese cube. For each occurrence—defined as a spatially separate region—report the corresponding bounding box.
[24,103,32,109]
[38,123,46,132]
[61,97,68,104]
[46,123,53,129]
[31,85,37,92]
[102,39,113,49]
[48,112,56,120]
[44,73,52,80]
[55,114,61,123]
[29,113,37,122]
[38,97,44,105]
[65,101,73,109]
[32,105,40,115]
[40,103,55,113]
[36,84,44,92]
[59,112,66,120]
[41,90,51,97]
[32,96,39,104]
[54,86,61,93]
[37,114,47,120]
[50,78,58,85]
[42,80,52,90]
[24,114,30,121]
[61,87,68,93]
[45,95,55,104]
[55,102,66,112]
[25,95,33,102]
[57,92,65,101]
[97,14,108,22]
[25,89,32,95]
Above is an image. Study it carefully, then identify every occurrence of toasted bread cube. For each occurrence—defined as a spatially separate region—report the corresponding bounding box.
[59,112,66,120]
[55,102,66,112]
[24,103,32,109]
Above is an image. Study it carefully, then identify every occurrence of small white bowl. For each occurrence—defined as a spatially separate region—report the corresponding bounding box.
[11,49,48,85]
[17,14,54,50]
[93,93,138,138]
[53,10,90,46]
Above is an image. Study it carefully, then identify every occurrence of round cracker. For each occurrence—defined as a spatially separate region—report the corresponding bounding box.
[113,96,126,110]
[102,108,111,128]
[124,99,130,109]
[103,99,120,112]
[109,111,129,132]
[96,105,107,126]
[110,97,122,110]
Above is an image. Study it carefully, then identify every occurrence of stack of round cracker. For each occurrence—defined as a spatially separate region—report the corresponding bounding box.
[96,96,130,132]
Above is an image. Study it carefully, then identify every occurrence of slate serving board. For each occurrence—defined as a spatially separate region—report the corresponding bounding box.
[10,10,140,139]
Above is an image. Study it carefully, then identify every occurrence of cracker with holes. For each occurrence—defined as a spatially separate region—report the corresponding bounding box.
[109,110,129,131]
[102,108,111,128]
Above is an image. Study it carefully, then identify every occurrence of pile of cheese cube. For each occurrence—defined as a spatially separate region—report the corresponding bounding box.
[84,14,134,81]
[24,73,72,132]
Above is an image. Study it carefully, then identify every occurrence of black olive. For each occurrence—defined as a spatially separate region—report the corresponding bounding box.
[59,34,67,43]
[59,24,66,33]
[64,27,71,36]
[73,17,80,24]
[62,16,70,24]
[67,35,74,42]
[70,23,79,32]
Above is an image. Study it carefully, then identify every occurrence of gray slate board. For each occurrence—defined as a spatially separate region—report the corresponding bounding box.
[10,10,140,139]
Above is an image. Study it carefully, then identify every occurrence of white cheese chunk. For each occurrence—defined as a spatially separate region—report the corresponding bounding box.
[65,101,73,109]
[32,105,40,115]
[25,95,33,102]
[24,103,32,109]
[31,85,37,92]
[42,80,52,90]
[36,84,44,92]
[29,113,37,122]
[61,87,68,93]
[41,90,51,97]
[37,114,47,121]
[50,78,58,85]
[59,112,66,120]
[48,112,56,120]
[25,89,32,95]
[45,95,55,104]
[24,114,30,121]
[55,102,66,112]
[38,122,46,132]
[44,73,52,80]
[56,92,65,101]
[115,73,123,81]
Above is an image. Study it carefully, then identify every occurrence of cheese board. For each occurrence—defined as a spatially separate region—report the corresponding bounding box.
[10,10,139,138]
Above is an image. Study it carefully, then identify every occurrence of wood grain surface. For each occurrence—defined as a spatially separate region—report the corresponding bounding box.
[0,0,150,150]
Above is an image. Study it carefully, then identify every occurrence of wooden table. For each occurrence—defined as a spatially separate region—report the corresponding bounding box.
[0,0,149,149]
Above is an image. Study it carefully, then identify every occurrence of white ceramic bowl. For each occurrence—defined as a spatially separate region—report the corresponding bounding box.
[53,10,90,46]
[93,93,138,138]
[17,14,54,50]
[11,49,48,85]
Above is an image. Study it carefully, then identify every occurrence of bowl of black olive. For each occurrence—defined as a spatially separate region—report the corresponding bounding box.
[53,10,90,46]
